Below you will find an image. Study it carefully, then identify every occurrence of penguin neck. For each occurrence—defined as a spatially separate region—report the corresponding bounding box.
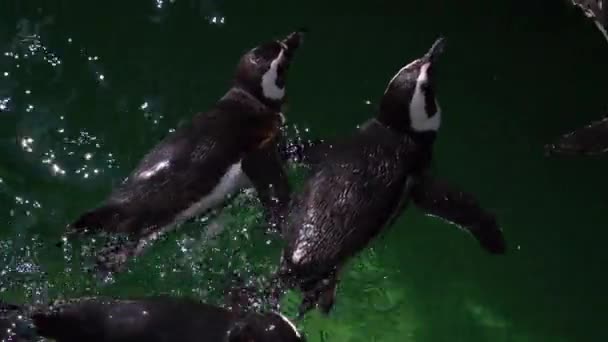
[374,112,438,146]
[232,80,284,112]
[220,87,283,114]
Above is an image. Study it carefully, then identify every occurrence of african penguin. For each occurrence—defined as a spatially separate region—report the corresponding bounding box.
[0,296,305,342]
[544,1,607,155]
[267,37,507,317]
[68,30,306,276]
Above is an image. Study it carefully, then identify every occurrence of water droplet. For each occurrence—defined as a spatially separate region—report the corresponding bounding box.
[3,72,8,77]
[51,163,66,175]
[365,100,372,105]
[25,89,31,95]
[21,137,34,152]
[0,97,9,111]
[98,74,105,81]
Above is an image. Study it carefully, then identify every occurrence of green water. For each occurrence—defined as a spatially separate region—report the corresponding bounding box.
[1,1,608,341]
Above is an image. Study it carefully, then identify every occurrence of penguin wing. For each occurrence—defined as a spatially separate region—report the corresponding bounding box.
[545,115,608,156]
[284,142,411,271]
[70,112,248,235]
[411,174,506,254]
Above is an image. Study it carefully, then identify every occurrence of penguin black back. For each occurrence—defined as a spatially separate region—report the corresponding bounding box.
[1,296,305,342]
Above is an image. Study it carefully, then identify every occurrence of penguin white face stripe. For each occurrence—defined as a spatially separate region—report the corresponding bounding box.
[261,49,286,100]
[409,62,441,132]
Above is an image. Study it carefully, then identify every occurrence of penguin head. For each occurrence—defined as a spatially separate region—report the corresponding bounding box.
[234,30,306,109]
[378,37,445,138]
[227,312,305,342]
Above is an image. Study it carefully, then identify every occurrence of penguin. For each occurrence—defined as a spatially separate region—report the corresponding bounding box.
[569,0,608,43]
[545,115,608,155]
[67,30,305,276]
[267,37,507,317]
[544,2,607,155]
[0,296,305,342]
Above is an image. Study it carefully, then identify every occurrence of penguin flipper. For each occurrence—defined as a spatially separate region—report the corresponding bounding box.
[545,115,608,156]
[297,272,338,318]
[569,0,608,43]
[412,176,506,254]
[242,143,291,232]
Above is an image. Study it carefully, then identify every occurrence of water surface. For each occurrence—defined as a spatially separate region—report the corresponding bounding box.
[1,1,607,341]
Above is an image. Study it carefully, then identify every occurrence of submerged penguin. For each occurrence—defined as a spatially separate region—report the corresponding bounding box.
[569,0,608,43]
[545,115,608,155]
[0,296,305,342]
[545,1,607,155]
[268,37,506,317]
[68,31,305,275]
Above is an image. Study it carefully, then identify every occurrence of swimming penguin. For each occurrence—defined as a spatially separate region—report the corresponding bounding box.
[544,1,607,155]
[569,0,608,43]
[67,30,305,275]
[267,37,506,317]
[545,115,608,155]
[0,296,305,342]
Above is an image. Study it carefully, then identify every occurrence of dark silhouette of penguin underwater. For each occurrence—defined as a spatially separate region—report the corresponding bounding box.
[0,295,305,342]
[545,1,607,155]
[545,115,608,155]
[267,37,507,317]
[67,30,306,276]
[569,0,607,43]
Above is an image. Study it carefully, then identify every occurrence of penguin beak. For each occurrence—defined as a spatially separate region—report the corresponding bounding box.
[423,36,446,64]
[281,29,307,53]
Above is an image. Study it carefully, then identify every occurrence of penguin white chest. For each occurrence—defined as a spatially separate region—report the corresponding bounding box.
[176,161,251,221]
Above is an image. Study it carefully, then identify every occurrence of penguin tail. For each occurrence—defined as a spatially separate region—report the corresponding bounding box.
[67,204,125,236]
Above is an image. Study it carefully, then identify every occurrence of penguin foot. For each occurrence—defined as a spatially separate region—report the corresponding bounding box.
[297,274,338,318]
